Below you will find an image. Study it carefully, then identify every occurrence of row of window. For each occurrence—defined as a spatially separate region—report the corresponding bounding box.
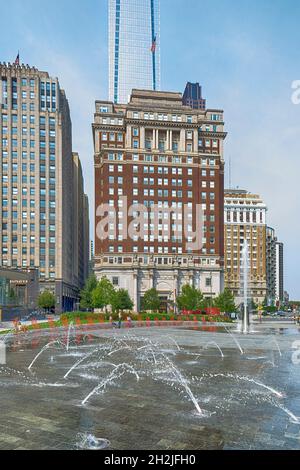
[2,218,55,232]
[2,196,55,207]
[106,253,216,268]
[106,153,217,165]
[101,117,123,126]
[1,114,55,125]
[2,209,55,219]
[2,162,55,171]
[1,234,56,244]
[129,111,222,123]
[2,150,56,161]
[102,132,123,142]
[2,128,56,138]
[107,164,216,178]
[107,188,200,199]
[2,138,56,149]
[104,245,216,255]
[105,199,216,211]
[0,266,56,276]
[226,211,264,223]
[20,78,35,88]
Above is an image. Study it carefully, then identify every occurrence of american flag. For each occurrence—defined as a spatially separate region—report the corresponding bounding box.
[151,36,157,53]
[14,52,20,66]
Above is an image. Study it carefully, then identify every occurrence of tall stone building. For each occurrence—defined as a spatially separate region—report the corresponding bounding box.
[266,226,277,305]
[83,194,90,283]
[224,189,267,305]
[0,62,89,311]
[93,88,226,311]
[72,153,90,292]
[275,240,284,304]
[266,226,284,305]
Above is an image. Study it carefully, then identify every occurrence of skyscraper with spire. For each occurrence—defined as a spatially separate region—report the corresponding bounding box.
[108,0,161,104]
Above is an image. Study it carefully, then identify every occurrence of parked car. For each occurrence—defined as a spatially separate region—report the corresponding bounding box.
[229,312,238,320]
[22,310,46,322]
[278,311,286,317]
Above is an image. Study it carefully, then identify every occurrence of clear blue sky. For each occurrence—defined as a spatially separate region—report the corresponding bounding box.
[1,0,300,298]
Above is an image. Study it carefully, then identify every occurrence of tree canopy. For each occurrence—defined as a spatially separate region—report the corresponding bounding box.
[91,277,116,309]
[80,274,98,310]
[213,288,237,313]
[112,289,134,312]
[142,288,161,312]
[38,290,56,312]
[176,284,205,311]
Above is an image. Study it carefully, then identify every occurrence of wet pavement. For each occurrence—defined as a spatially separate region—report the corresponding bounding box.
[0,323,300,450]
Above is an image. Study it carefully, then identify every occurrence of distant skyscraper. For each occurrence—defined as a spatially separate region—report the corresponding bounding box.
[183,82,206,110]
[108,0,161,104]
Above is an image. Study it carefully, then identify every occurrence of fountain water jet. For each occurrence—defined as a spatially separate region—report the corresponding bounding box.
[28,340,64,370]
[165,335,181,351]
[137,345,158,364]
[202,372,283,398]
[202,341,224,358]
[241,241,250,334]
[66,322,75,352]
[81,364,140,405]
[76,432,110,450]
[107,346,131,357]
[267,338,282,357]
[160,353,203,416]
[64,344,111,379]
[225,327,244,355]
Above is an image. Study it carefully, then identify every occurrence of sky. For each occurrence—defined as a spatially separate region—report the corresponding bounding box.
[1,0,300,298]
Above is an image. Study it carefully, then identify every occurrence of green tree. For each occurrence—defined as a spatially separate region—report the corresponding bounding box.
[250,298,258,311]
[91,277,115,310]
[38,290,56,313]
[177,285,204,311]
[8,287,17,305]
[262,296,269,309]
[80,274,98,310]
[112,289,134,312]
[213,288,237,313]
[142,288,161,312]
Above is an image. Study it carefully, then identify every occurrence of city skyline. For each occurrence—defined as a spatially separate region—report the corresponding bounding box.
[1,0,300,298]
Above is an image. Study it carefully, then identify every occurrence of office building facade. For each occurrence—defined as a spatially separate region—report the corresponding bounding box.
[0,62,89,311]
[108,0,161,104]
[266,226,277,305]
[275,241,284,303]
[224,189,267,305]
[93,88,226,311]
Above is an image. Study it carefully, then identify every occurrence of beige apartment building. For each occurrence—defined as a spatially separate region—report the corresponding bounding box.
[0,62,89,311]
[93,88,227,311]
[224,189,267,305]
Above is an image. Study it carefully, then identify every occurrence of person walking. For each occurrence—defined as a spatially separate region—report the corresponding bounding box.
[118,312,122,329]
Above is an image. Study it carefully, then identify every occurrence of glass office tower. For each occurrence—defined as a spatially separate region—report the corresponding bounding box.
[109,0,161,104]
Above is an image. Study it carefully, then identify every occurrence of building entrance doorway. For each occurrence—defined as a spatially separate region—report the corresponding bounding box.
[159,296,169,313]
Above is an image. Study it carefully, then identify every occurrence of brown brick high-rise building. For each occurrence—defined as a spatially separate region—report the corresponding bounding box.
[93,89,226,311]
